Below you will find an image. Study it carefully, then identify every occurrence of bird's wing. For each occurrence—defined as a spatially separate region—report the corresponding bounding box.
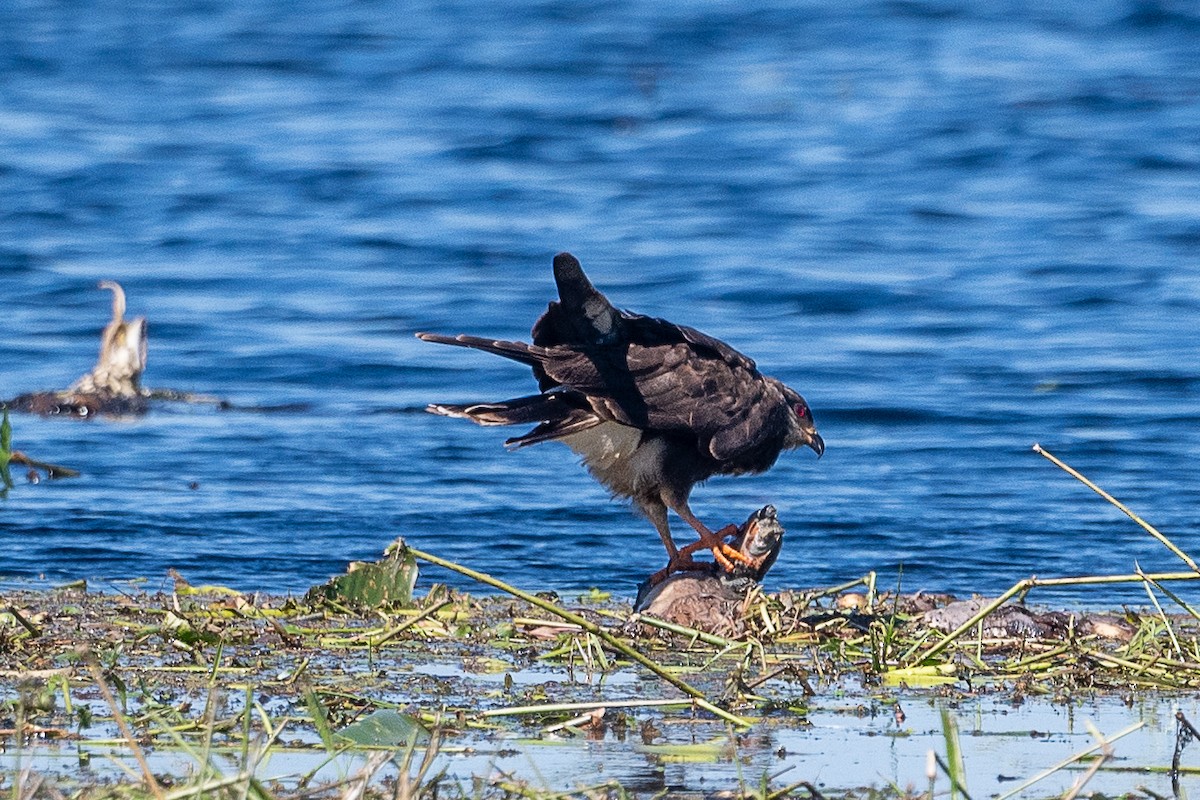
[532,252,623,348]
[530,253,625,391]
[542,334,786,463]
[659,319,758,374]
[627,342,787,462]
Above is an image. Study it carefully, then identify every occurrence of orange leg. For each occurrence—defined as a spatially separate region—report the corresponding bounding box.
[675,524,752,571]
[670,499,753,570]
[646,522,753,588]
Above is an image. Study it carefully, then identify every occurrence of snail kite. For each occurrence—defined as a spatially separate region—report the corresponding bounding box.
[417,253,823,579]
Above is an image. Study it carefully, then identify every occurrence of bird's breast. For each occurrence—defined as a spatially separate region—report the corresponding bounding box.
[557,421,666,499]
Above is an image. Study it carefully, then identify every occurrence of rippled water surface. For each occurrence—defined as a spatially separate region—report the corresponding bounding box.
[2,0,1199,603]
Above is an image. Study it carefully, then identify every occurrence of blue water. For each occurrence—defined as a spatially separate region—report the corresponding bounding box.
[2,0,1199,605]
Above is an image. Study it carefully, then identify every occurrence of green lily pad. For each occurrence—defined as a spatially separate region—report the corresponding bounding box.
[336,709,428,748]
[306,539,419,609]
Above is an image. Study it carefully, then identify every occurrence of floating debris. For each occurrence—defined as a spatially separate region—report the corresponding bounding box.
[8,282,150,417]
[923,597,1133,641]
[6,281,226,418]
[0,409,78,495]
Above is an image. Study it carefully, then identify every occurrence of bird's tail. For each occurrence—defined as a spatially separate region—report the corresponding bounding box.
[415,332,550,367]
[426,392,601,449]
[531,252,623,346]
[427,392,565,426]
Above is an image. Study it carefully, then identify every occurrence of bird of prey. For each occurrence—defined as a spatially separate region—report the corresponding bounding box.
[417,252,823,581]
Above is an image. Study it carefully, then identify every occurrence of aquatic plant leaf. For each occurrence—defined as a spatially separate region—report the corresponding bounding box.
[336,709,428,747]
[881,664,957,687]
[175,582,243,597]
[159,610,220,646]
[1,408,11,458]
[577,588,611,604]
[941,707,969,799]
[0,409,12,497]
[633,739,728,763]
[303,688,337,753]
[306,540,418,609]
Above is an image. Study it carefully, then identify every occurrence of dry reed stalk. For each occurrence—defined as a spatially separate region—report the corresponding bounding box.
[1136,566,1200,623]
[1060,722,1114,800]
[8,451,80,478]
[367,598,453,647]
[83,654,166,800]
[994,720,1143,800]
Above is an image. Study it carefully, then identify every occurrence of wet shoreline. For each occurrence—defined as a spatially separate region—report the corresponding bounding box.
[5,564,1200,797]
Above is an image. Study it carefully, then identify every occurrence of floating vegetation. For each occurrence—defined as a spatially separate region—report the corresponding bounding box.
[4,448,1200,796]
[305,540,420,610]
[3,564,1200,795]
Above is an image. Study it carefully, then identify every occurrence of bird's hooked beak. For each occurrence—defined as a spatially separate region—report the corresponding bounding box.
[808,431,825,459]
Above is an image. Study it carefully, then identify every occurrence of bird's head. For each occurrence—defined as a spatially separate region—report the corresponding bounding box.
[782,386,824,458]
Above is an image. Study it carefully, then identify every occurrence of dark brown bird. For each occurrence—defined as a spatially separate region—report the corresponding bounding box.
[417,252,823,580]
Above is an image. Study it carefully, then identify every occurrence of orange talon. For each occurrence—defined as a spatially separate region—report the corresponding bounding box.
[702,524,751,573]
[711,545,735,572]
[712,542,755,572]
[643,506,786,593]
[645,520,763,589]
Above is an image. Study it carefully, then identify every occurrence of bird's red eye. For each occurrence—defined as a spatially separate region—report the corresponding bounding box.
[794,403,808,419]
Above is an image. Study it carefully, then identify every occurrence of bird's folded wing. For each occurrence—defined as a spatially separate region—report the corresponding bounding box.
[544,340,784,462]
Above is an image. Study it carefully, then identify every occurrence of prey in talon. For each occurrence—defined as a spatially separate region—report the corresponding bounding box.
[418,252,823,580]
[632,505,788,634]
[724,504,785,583]
[646,503,785,589]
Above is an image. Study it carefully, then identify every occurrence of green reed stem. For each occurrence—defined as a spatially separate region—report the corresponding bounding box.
[914,571,1200,664]
[1034,444,1200,573]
